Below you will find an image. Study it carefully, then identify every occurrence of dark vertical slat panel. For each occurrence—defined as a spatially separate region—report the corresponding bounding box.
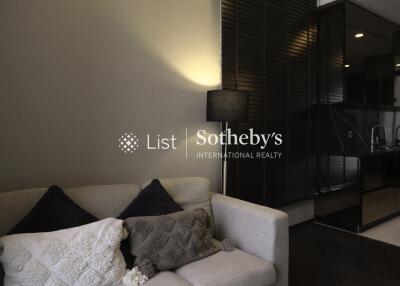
[309,9,318,195]
[222,0,317,206]
[287,0,318,201]
[264,0,288,205]
[223,0,265,204]
[235,0,265,204]
[221,0,237,90]
[221,0,238,198]
[318,5,344,105]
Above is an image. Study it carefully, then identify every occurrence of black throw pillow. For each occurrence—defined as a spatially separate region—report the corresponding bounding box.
[117,179,183,219]
[8,185,98,235]
[118,179,184,268]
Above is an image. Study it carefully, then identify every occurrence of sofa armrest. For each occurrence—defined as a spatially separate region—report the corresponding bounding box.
[211,193,289,286]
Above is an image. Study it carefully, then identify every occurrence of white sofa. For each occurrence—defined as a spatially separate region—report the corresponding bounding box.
[0,177,289,286]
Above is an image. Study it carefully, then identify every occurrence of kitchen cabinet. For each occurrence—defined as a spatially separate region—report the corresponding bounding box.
[315,152,400,233]
[363,156,384,191]
[362,188,398,225]
[362,154,400,227]
[381,54,395,105]
[345,3,395,106]
[319,1,399,108]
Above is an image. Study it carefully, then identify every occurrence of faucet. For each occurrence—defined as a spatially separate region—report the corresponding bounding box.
[370,125,386,151]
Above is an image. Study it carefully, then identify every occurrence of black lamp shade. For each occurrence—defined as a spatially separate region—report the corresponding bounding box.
[206,89,249,122]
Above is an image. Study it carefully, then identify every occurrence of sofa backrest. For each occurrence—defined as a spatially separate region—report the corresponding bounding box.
[0,177,212,236]
[0,184,140,236]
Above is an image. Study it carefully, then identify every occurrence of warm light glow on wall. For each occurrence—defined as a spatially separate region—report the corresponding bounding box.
[159,50,220,88]
[172,56,221,87]
[124,0,221,88]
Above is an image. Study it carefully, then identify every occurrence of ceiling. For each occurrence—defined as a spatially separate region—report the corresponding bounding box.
[319,0,400,26]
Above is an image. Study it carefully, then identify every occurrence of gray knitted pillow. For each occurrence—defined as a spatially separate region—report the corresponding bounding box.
[124,209,219,271]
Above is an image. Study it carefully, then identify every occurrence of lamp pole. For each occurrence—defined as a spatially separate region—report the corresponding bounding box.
[223,121,228,196]
[206,89,248,196]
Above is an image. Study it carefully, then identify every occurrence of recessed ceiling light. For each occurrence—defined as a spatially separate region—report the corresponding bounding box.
[345,64,350,68]
[355,33,364,38]
[396,63,400,67]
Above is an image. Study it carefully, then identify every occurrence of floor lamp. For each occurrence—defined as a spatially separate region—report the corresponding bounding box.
[206,89,249,196]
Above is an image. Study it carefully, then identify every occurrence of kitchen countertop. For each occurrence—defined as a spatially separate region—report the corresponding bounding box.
[321,145,400,158]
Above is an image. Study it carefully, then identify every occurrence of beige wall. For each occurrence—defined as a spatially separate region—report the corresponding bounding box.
[0,0,222,192]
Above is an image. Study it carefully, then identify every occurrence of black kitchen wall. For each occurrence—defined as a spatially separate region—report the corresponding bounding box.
[317,2,400,192]
[221,0,317,206]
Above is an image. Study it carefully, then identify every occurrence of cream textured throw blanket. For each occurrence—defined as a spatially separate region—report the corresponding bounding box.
[0,218,135,286]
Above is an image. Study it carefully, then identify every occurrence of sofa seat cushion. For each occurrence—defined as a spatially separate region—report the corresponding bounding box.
[144,271,193,286]
[176,249,276,286]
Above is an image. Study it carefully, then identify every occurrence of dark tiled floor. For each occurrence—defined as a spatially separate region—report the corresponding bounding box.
[290,222,400,286]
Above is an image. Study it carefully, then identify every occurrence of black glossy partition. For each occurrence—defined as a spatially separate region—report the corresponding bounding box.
[221,0,317,206]
[315,1,400,232]
[317,1,400,191]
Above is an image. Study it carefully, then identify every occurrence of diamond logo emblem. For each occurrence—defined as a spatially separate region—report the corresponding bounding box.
[118,132,139,154]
